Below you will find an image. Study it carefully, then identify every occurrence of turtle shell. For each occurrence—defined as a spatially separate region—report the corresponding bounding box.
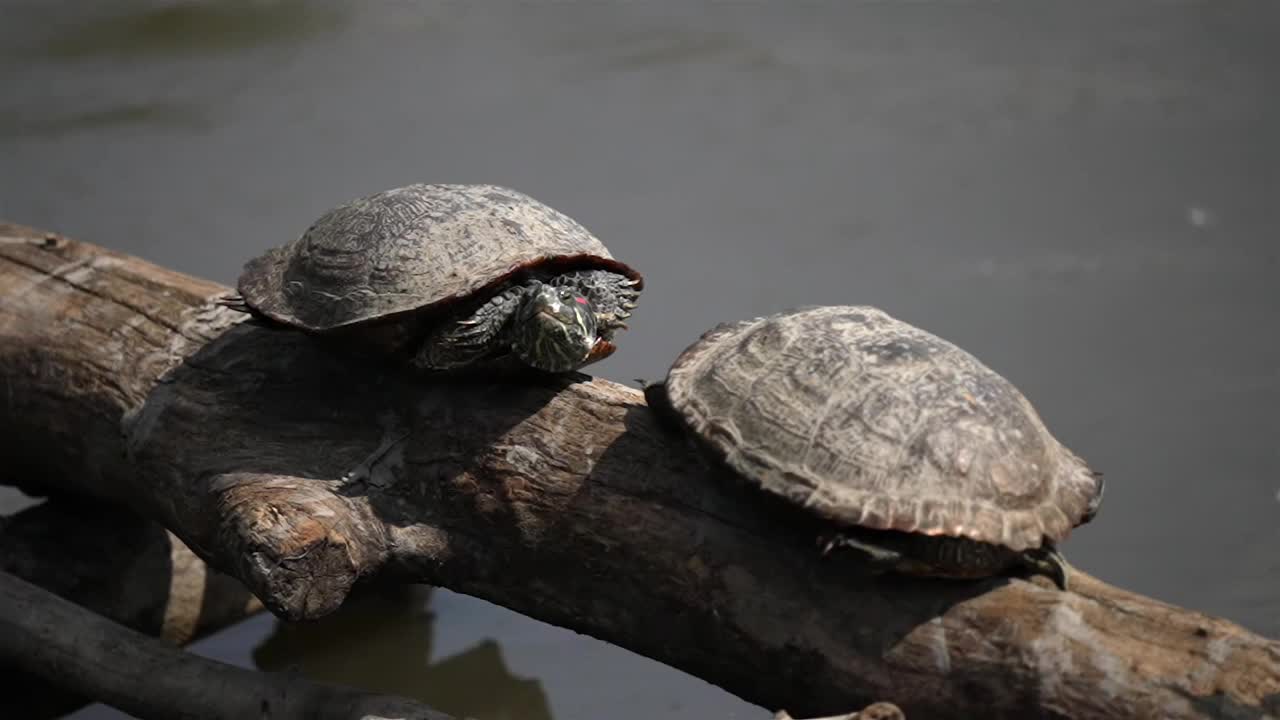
[237,183,643,332]
[661,305,1102,552]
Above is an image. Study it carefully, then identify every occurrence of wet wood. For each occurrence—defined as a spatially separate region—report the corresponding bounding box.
[0,499,263,717]
[0,570,453,720]
[2,222,1279,719]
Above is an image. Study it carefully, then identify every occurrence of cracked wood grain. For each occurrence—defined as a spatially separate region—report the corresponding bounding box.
[2,221,1279,719]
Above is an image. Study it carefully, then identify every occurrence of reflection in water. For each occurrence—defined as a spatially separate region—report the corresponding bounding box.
[601,30,770,71]
[0,101,208,140]
[32,0,347,60]
[252,585,554,720]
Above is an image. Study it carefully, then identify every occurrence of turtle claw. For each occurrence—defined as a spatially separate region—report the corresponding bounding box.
[819,533,904,571]
[1021,545,1071,591]
[818,534,839,556]
[216,294,252,313]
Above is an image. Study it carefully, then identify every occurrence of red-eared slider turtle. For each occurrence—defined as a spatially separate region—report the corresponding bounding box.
[222,183,642,372]
[644,305,1103,589]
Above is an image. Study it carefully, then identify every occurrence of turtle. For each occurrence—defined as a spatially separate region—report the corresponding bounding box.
[643,305,1104,590]
[221,183,643,373]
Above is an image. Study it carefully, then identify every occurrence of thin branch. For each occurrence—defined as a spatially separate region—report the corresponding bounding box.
[0,499,263,717]
[0,569,454,720]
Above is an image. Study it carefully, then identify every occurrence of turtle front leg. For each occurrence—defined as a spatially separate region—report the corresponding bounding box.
[551,270,640,339]
[413,285,529,370]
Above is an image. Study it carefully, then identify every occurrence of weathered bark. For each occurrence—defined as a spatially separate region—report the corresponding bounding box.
[2,222,1279,719]
[0,498,264,716]
[0,569,453,720]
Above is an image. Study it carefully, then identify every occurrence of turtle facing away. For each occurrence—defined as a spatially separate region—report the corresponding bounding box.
[223,183,643,373]
[644,305,1103,589]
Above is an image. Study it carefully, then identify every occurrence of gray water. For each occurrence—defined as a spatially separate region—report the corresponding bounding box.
[1,1,1277,717]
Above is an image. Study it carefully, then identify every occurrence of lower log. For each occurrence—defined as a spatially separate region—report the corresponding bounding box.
[2,224,1279,718]
[0,570,453,720]
[0,498,264,717]
[0,498,262,644]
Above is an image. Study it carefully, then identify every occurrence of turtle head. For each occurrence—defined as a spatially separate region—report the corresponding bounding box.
[509,283,601,372]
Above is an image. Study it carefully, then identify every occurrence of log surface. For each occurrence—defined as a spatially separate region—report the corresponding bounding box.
[2,222,1279,719]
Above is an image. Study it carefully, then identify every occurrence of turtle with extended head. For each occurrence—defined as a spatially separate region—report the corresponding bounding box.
[223,183,642,373]
[645,305,1103,589]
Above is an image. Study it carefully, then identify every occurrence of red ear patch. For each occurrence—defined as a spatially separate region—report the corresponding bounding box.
[574,296,589,305]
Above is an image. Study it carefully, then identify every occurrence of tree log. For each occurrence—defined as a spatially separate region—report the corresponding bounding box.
[0,569,453,720]
[2,222,1278,719]
[0,498,263,717]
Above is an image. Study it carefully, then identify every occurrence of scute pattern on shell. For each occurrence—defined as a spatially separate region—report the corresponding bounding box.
[663,305,1101,552]
[237,184,639,331]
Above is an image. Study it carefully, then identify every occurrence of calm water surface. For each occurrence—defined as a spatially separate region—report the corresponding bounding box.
[1,2,1277,718]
